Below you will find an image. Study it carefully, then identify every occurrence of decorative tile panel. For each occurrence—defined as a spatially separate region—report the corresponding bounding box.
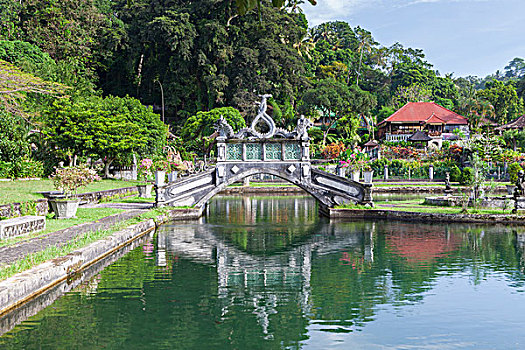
[284,143,301,160]
[246,143,262,160]
[226,144,242,160]
[265,143,281,160]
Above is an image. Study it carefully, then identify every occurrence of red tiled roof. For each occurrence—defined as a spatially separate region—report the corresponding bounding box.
[424,113,446,124]
[378,102,468,126]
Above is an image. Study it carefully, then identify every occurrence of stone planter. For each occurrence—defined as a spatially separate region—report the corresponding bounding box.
[137,184,153,198]
[167,171,178,183]
[49,199,80,219]
[155,171,166,186]
[351,170,360,182]
[363,170,374,184]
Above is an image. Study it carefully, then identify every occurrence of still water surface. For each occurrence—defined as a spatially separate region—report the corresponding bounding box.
[2,195,525,349]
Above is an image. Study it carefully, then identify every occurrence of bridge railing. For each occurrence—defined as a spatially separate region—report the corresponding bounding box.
[216,139,310,163]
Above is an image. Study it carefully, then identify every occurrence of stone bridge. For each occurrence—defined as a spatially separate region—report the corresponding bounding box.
[155,95,372,216]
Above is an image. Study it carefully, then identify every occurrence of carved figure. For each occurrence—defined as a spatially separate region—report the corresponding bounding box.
[444,172,452,191]
[214,116,235,138]
[213,96,312,140]
[274,115,313,140]
[295,115,314,140]
[214,115,257,139]
[256,94,272,115]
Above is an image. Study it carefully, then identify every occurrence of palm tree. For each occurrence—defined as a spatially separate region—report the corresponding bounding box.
[354,26,376,88]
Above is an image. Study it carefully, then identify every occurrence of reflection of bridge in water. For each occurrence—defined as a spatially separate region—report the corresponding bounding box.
[156,221,374,337]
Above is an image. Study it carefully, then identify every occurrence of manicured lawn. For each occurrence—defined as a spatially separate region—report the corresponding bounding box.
[337,199,516,215]
[113,195,155,203]
[0,179,141,205]
[0,207,173,281]
[0,207,125,248]
[374,199,514,215]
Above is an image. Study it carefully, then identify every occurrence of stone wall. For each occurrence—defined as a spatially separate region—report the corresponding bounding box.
[0,200,48,219]
[330,208,525,224]
[73,186,138,204]
[424,196,513,209]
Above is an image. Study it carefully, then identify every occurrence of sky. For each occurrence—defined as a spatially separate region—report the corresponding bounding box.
[301,0,525,78]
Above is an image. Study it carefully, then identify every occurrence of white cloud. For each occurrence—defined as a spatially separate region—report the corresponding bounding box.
[301,0,490,26]
[301,0,376,27]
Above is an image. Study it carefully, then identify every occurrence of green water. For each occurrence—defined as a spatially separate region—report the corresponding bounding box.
[2,195,525,349]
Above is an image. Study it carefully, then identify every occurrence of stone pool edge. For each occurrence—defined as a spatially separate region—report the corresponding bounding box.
[0,207,203,317]
[329,208,525,224]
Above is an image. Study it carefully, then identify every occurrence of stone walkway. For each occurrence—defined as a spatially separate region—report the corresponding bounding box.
[0,209,147,266]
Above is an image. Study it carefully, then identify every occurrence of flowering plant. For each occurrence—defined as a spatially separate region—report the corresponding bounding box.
[138,158,153,183]
[50,165,101,199]
[339,147,370,171]
[153,159,169,171]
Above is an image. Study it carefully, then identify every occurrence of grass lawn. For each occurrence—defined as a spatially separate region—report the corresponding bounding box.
[0,207,125,248]
[113,195,155,203]
[336,199,517,215]
[0,207,174,281]
[0,179,141,205]
[373,199,514,215]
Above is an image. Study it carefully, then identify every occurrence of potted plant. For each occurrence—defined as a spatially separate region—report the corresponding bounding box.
[154,159,169,186]
[49,165,101,219]
[166,150,183,183]
[362,163,374,184]
[137,158,153,198]
[339,150,360,181]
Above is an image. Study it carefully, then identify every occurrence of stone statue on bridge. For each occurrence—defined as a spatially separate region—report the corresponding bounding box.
[157,94,372,214]
[213,95,313,141]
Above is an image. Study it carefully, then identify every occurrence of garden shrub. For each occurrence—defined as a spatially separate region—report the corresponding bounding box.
[321,142,346,160]
[0,159,44,179]
[508,162,523,184]
[0,161,12,178]
[460,167,474,185]
[450,165,461,182]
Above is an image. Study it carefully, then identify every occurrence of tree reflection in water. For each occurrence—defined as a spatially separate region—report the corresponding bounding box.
[1,195,525,349]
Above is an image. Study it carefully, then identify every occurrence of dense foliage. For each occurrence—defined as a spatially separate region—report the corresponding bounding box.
[0,0,524,179]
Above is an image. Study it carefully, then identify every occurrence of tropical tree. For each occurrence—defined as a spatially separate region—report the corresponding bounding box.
[181,107,246,156]
[43,95,167,177]
[354,26,376,88]
[477,80,523,124]
[0,59,67,120]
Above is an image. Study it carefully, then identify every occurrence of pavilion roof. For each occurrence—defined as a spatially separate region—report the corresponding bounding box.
[408,130,432,142]
[364,139,379,147]
[495,114,525,130]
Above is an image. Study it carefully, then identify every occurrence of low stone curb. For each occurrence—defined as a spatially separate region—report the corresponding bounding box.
[0,207,202,317]
[330,208,525,224]
[373,186,508,194]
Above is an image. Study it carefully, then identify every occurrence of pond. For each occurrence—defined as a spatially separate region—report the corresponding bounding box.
[1,195,525,349]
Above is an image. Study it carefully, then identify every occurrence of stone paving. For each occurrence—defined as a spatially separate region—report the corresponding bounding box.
[0,207,147,267]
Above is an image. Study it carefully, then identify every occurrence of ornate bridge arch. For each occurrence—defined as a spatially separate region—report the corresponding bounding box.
[155,96,373,216]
